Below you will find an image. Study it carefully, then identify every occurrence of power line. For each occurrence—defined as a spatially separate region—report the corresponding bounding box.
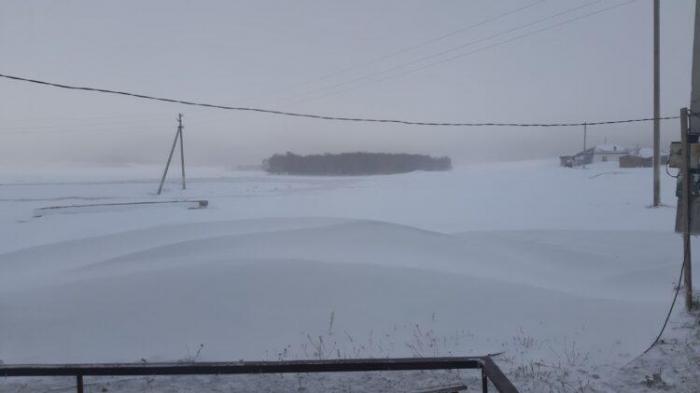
[0,72,679,127]
[266,0,546,98]
[642,252,688,354]
[290,0,604,103]
[400,0,640,85]
[317,1,547,81]
[295,0,637,104]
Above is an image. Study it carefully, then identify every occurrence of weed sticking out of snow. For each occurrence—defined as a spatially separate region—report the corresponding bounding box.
[599,304,700,393]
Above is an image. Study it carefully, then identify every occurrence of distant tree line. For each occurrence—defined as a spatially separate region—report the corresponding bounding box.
[262,152,452,175]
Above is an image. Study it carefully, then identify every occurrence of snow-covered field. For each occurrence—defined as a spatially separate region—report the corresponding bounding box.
[0,159,697,392]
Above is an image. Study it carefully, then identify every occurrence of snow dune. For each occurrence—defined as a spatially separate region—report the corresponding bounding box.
[0,160,694,386]
[0,217,677,365]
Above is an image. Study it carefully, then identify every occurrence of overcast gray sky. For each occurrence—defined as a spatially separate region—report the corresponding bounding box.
[0,0,695,167]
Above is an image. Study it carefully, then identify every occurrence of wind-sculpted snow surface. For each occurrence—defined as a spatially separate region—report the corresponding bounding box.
[0,160,696,392]
[0,219,671,364]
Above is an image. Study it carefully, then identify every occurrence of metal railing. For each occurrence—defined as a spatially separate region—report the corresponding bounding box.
[0,356,518,393]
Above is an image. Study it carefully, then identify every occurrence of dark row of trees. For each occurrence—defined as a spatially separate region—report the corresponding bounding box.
[262,152,452,175]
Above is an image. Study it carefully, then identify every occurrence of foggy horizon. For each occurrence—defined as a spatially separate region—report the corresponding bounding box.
[0,0,695,167]
[3,2,700,391]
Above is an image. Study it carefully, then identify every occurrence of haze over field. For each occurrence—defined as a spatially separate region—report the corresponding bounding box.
[0,0,696,167]
[0,160,698,392]
[2,1,700,392]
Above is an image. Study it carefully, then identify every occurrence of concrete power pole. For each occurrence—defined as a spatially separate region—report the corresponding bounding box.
[157,114,186,195]
[677,0,700,311]
[692,0,700,122]
[178,113,186,190]
[582,122,587,168]
[653,0,661,207]
[680,108,694,311]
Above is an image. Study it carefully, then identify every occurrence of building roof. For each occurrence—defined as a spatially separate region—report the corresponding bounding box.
[593,144,629,154]
[635,147,654,159]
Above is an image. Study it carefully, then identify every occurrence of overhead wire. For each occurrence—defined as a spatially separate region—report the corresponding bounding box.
[0,0,687,361]
[295,0,638,104]
[265,0,546,97]
[665,159,680,179]
[289,0,604,103]
[0,72,679,128]
[642,236,688,354]
[645,112,694,355]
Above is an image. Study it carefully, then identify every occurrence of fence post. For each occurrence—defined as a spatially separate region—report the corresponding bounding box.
[481,367,488,393]
[76,375,84,393]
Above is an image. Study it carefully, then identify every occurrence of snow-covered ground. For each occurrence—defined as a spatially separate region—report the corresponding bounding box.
[0,159,697,392]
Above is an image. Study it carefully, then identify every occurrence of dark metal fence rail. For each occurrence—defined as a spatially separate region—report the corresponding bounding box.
[0,356,518,393]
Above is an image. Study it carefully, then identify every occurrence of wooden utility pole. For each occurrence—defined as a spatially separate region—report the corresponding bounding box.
[582,122,587,168]
[157,114,186,195]
[178,113,186,190]
[653,0,661,207]
[681,108,694,311]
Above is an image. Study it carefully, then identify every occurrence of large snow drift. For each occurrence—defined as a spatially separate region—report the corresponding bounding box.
[0,160,696,391]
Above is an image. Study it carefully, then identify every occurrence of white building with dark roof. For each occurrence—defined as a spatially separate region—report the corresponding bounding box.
[560,144,631,167]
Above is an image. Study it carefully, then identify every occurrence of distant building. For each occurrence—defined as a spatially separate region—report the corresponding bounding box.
[559,155,575,167]
[618,147,668,168]
[619,155,652,168]
[590,144,631,162]
[560,144,631,167]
